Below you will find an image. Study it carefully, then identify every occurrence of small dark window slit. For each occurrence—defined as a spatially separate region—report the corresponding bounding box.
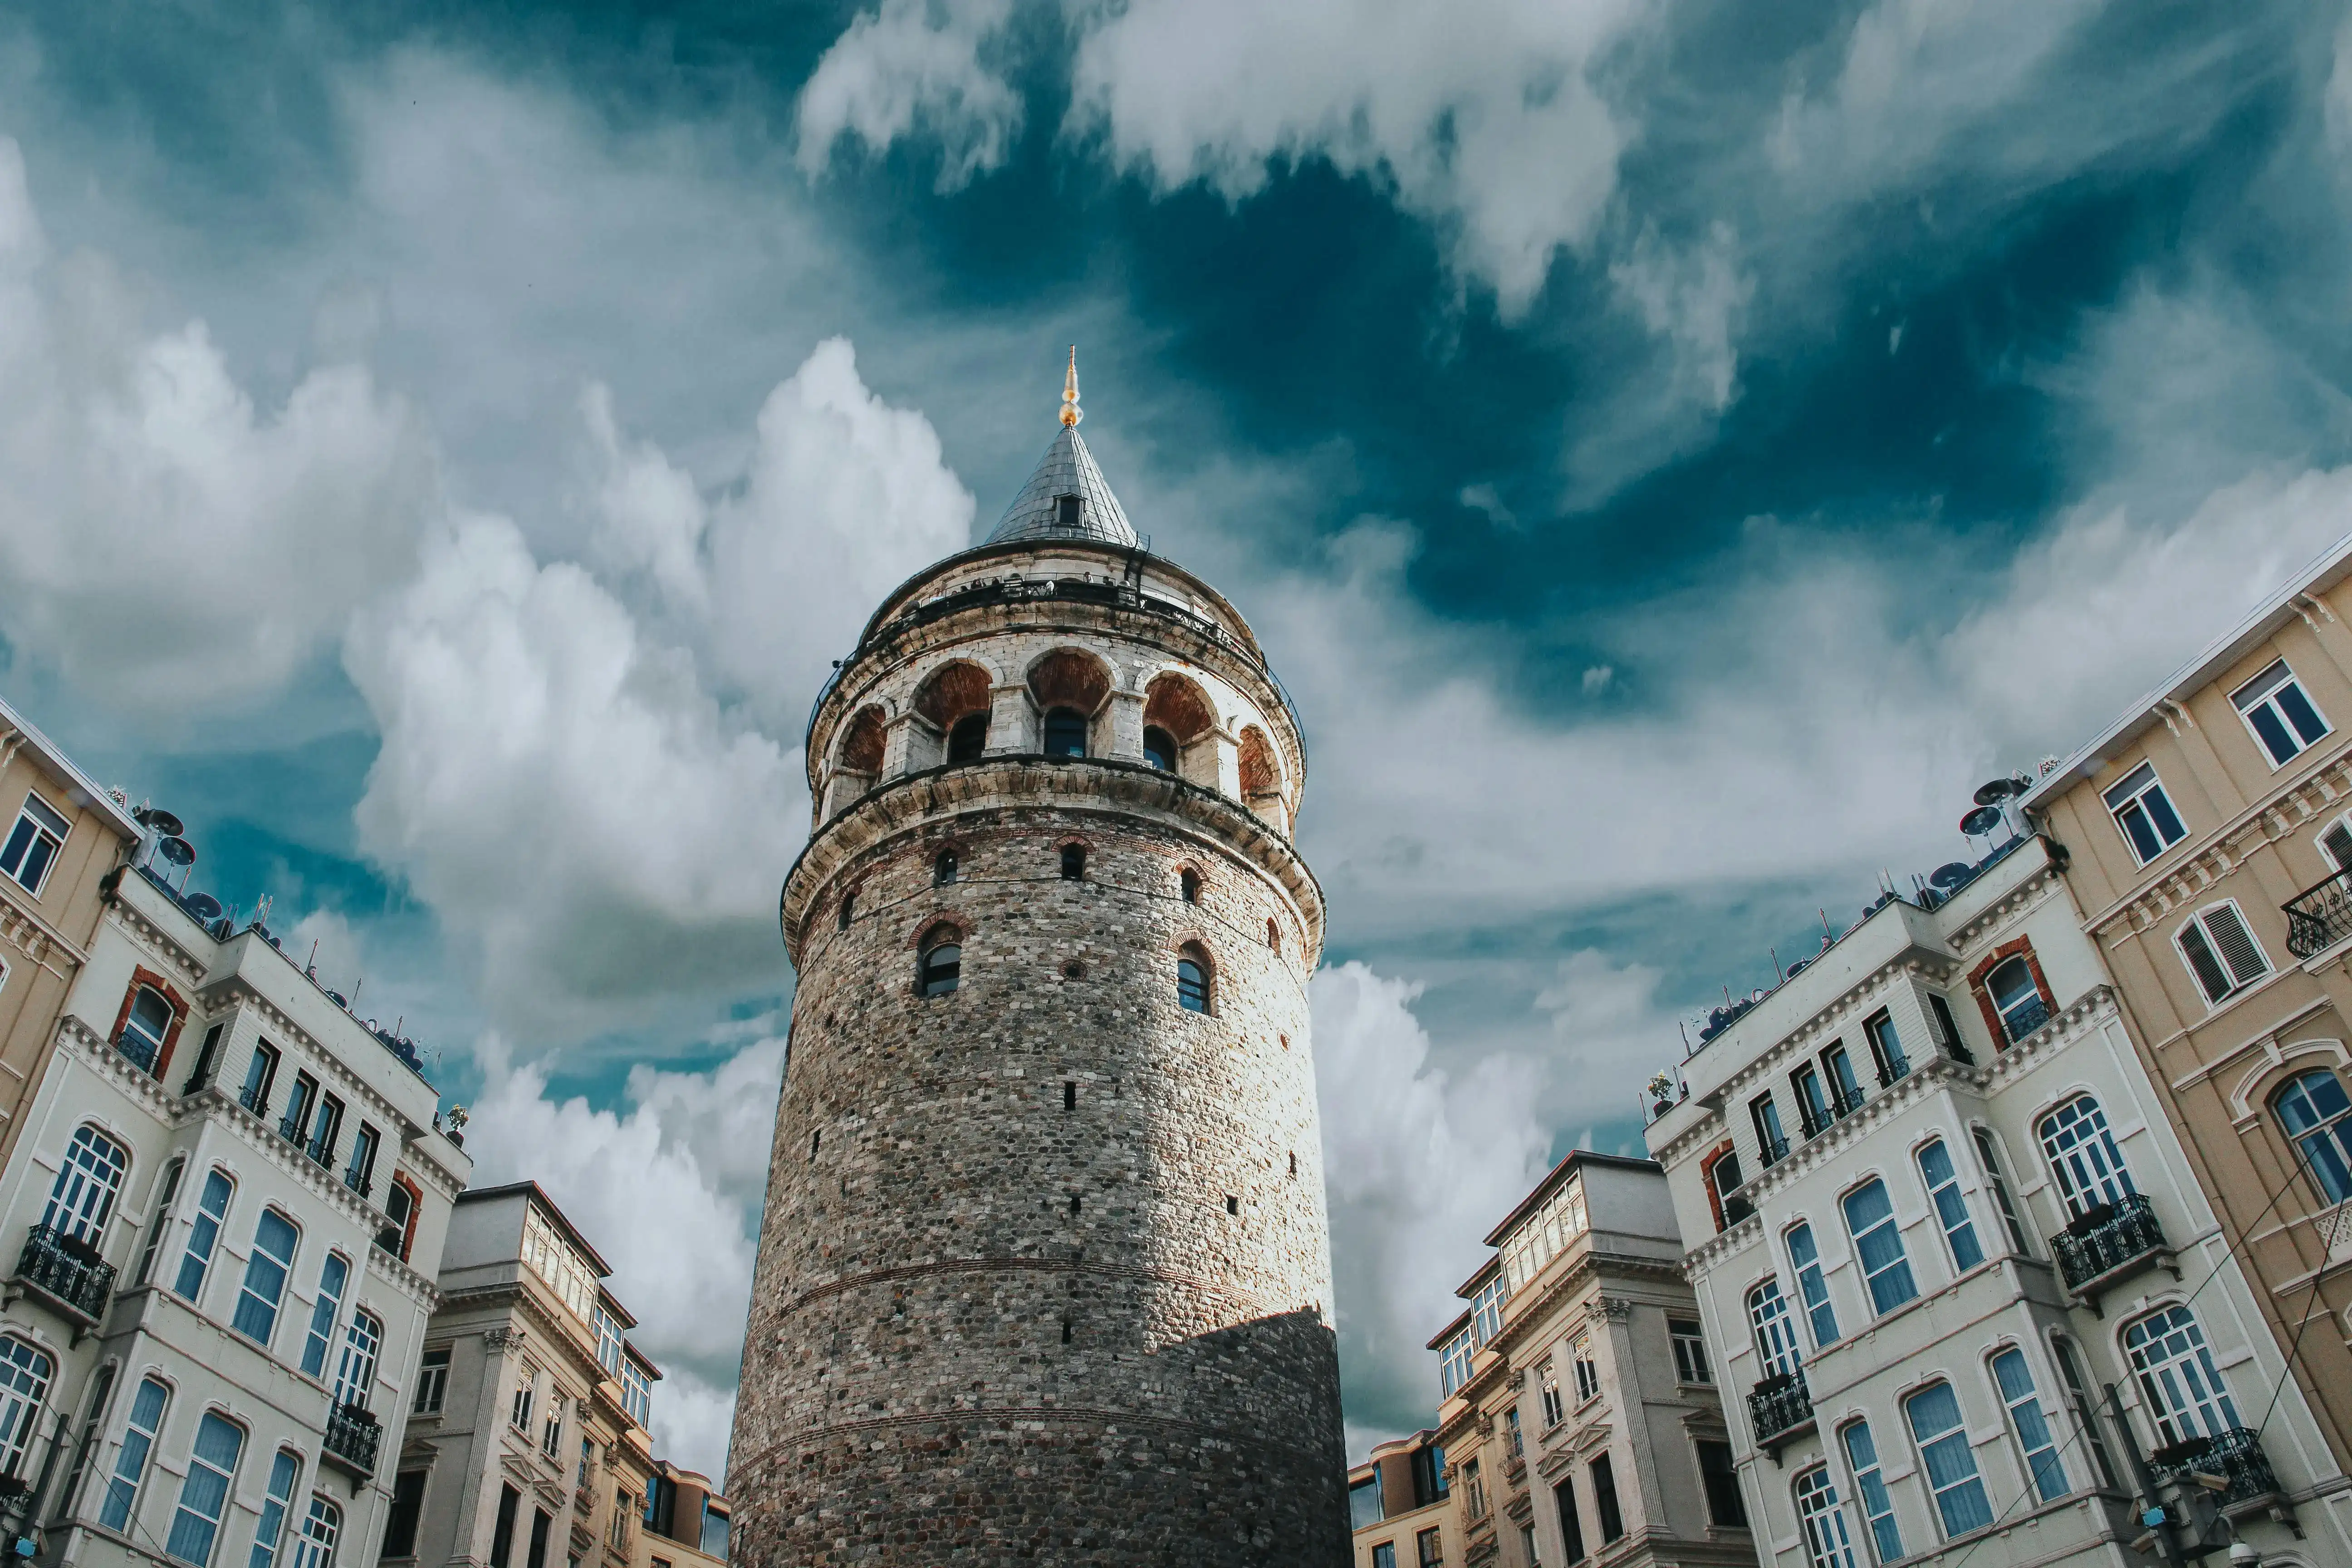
[1289,1152,1298,1178]
[1061,844,1086,880]
[1225,1195,1239,1216]
[1068,1194,1081,1216]
[1063,1082,1077,1111]
[810,1129,821,1160]
[1061,1315,1074,1344]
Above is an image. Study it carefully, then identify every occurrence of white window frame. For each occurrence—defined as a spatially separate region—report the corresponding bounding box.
[1792,1464,1860,1568]
[2037,1093,2136,1216]
[0,1336,52,1476]
[2122,1303,2240,1447]
[1915,1139,1985,1274]
[0,790,70,897]
[1669,1320,1710,1385]
[2102,761,2187,867]
[332,1311,381,1411]
[248,1449,301,1568]
[300,1253,350,1380]
[42,1123,130,1243]
[165,1410,246,1567]
[2317,813,2352,876]
[2230,658,2331,768]
[1570,1337,1600,1405]
[1838,1420,1903,1564]
[2175,900,2270,1007]
[1747,1279,1802,1381]
[102,1374,170,1533]
[1989,1345,2068,1504]
[1539,1360,1564,1429]
[1785,1223,1838,1350]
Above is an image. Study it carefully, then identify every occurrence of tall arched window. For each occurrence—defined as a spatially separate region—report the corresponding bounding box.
[287,1494,341,1568]
[1841,1179,1917,1314]
[2037,1094,2135,1216]
[119,986,175,1074]
[1176,949,1212,1014]
[1784,1225,1837,1348]
[1984,957,2047,1043]
[1043,708,1088,758]
[301,1253,350,1379]
[1143,726,1177,771]
[333,1310,382,1411]
[232,1209,299,1346]
[2122,1304,2239,1446]
[1179,869,1200,904]
[837,890,855,931]
[2273,1068,2352,1202]
[101,1375,168,1531]
[1266,918,1281,953]
[934,849,958,886]
[166,1412,246,1566]
[918,930,962,998]
[1746,1279,1800,1381]
[947,713,988,764]
[42,1124,130,1243]
[1791,1466,1858,1568]
[0,1337,52,1475]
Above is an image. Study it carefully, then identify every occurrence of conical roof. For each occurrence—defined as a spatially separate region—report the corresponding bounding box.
[984,423,1138,548]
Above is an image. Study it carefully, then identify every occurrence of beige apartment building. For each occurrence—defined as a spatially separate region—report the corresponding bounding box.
[1350,1430,1461,1568]
[383,1183,726,1568]
[0,697,142,1171]
[1425,1153,1754,1568]
[2026,533,2352,1534]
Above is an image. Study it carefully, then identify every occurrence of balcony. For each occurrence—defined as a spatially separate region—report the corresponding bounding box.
[2285,867,2352,958]
[1999,996,2053,1044]
[276,1112,306,1146]
[114,1029,162,1077]
[322,1402,381,1478]
[304,1135,334,1170]
[2149,1428,2281,1509]
[11,1224,115,1329]
[1757,1134,1791,1170]
[2050,1195,2175,1310]
[1720,1191,1756,1229]
[1748,1372,1814,1460]
[343,1167,372,1201]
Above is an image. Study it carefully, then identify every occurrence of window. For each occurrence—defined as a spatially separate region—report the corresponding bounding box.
[1540,1360,1564,1428]
[594,1302,625,1376]
[333,1311,381,1411]
[1916,1140,1985,1273]
[42,1123,130,1242]
[1971,1129,2033,1256]
[343,1125,378,1199]
[120,986,176,1073]
[1054,492,1082,530]
[380,1179,417,1261]
[1697,1440,1745,1528]
[2176,902,2270,1005]
[382,1471,426,1560]
[165,1412,245,1566]
[1571,1337,1599,1404]
[2051,1336,2119,1490]
[933,849,957,885]
[1436,1326,1473,1398]
[102,1375,169,1531]
[1984,957,2049,1042]
[1176,952,1210,1013]
[1143,726,1177,771]
[279,1073,318,1146]
[542,1397,564,1459]
[1178,867,1199,902]
[239,1043,279,1115]
[2038,1094,2135,1215]
[836,891,853,931]
[1823,1044,1863,1115]
[2231,659,2330,765]
[1416,1525,1443,1566]
[1793,1065,1830,1138]
[0,791,69,893]
[2104,761,2187,865]
[1904,1382,1993,1537]
[413,1346,449,1415]
[1840,1422,1901,1563]
[176,1170,234,1300]
[1990,1347,2068,1503]
[1841,1180,1917,1314]
[2323,815,2352,873]
[1043,707,1088,757]
[946,713,987,764]
[1554,1476,1585,1563]
[1670,1319,1711,1384]
[1590,1454,1622,1542]
[1462,1456,1486,1517]
[232,1209,299,1345]
[1505,1406,1523,1457]
[306,1093,343,1168]
[1786,1225,1838,1348]
[2275,1068,2352,1202]
[0,1337,50,1474]
[578,1436,593,1488]
[59,1362,114,1518]
[294,1250,350,1375]
[186,1019,229,1088]
[1521,1525,1539,1566]
[287,1495,340,1568]
[1747,1279,1801,1380]
[1792,1466,1857,1568]
[491,1486,522,1568]
[1750,1094,1789,1165]
[1371,1545,1396,1568]
[1469,1273,1506,1344]
[248,1451,300,1568]
[1059,843,1086,879]
[2123,1304,2239,1446]
[621,1357,652,1428]
[1266,917,1281,952]
[918,930,961,998]
[510,1372,535,1433]
[1927,994,1965,1060]
[605,1491,629,1553]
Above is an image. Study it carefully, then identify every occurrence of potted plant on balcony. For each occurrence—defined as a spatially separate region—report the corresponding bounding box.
[1647,1071,1677,1119]
[55,1232,103,1267]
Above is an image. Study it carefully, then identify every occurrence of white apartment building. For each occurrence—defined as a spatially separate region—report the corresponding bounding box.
[1643,829,2345,1568]
[0,849,470,1568]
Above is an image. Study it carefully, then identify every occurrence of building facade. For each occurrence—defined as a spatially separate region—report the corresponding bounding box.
[727,362,1350,1562]
[0,832,469,1568]
[2025,535,2352,1545]
[383,1183,725,1568]
[1427,1154,1754,1568]
[1350,1430,1459,1568]
[1643,825,2343,1567]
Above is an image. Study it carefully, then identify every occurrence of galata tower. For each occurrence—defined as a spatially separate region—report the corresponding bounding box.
[727,353,1349,1564]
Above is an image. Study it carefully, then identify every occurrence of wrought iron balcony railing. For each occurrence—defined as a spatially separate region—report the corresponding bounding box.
[304,1136,335,1170]
[13,1224,115,1323]
[2000,996,2053,1044]
[1757,1134,1792,1169]
[1827,1082,1865,1119]
[343,1167,372,1200]
[2284,867,2352,959]
[114,1030,160,1077]
[1748,1372,1814,1456]
[322,1402,380,1475]
[1720,1191,1755,1228]
[2148,1428,2280,1507]
[238,1082,269,1116]
[277,1112,306,1145]
[2050,1195,2169,1297]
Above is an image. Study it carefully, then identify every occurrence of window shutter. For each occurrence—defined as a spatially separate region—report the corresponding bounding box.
[2203,905,2269,987]
[2179,922,2233,1004]
[2325,821,2352,873]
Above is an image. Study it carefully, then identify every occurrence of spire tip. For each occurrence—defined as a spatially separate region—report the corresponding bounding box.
[1060,346,1082,428]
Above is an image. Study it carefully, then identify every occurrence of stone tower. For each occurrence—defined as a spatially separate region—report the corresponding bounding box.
[728,356,1349,1564]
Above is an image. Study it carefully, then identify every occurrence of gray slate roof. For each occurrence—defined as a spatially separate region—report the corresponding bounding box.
[985,425,1138,548]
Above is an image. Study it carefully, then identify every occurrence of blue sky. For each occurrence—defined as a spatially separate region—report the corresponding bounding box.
[5,0,2352,1472]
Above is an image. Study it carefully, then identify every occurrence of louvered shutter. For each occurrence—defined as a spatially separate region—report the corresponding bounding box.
[2324,821,2352,873]
[2179,921,2233,1003]
[2202,904,2269,987]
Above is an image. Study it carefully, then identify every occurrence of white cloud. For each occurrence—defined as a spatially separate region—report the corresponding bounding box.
[795,0,1023,191]
[284,908,369,997]
[1607,222,1753,414]
[0,137,439,718]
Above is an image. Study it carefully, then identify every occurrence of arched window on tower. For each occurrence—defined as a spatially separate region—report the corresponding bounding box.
[918,929,962,998]
[1043,708,1088,758]
[1176,947,1212,1014]
[934,850,958,887]
[837,891,855,931]
[1266,918,1281,953]
[1179,869,1200,904]
[947,714,989,764]
[1143,727,1177,771]
[1061,845,1087,881]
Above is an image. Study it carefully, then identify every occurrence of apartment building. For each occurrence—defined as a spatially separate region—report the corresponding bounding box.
[0,828,470,1568]
[1351,1430,1459,1568]
[2025,534,2352,1545]
[1642,820,2343,1567]
[388,1184,725,1568]
[1426,1153,1753,1568]
[0,697,142,1172]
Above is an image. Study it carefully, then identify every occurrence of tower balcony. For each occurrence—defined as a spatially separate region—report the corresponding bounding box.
[9,1224,114,1331]
[1748,1372,1814,1460]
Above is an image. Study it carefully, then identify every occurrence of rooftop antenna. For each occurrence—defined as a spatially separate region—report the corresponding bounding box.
[1770,946,1784,984]
[1060,346,1082,429]
[306,940,319,978]
[350,979,362,1009]
[1819,908,1833,942]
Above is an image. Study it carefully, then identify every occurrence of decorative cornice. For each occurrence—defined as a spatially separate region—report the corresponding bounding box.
[2089,748,2352,938]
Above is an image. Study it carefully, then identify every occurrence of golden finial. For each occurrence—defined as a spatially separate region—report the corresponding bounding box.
[1060,345,1082,428]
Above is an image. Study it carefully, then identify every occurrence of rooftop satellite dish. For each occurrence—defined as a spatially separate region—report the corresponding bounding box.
[1930,862,1974,891]
[1973,776,2027,806]
[133,807,184,836]
[1960,805,2005,838]
[186,893,224,922]
[155,837,195,868]
[326,991,348,1009]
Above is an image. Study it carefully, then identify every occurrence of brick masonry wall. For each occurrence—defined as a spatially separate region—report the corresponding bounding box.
[730,792,1351,1564]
